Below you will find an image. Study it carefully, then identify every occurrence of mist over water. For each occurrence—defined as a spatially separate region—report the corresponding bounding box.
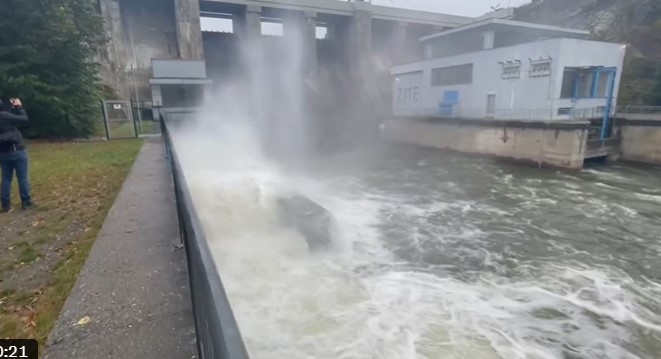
[169,16,661,359]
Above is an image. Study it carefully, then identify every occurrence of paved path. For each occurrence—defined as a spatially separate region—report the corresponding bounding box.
[45,139,196,359]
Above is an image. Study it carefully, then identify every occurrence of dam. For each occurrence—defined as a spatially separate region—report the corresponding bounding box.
[151,3,661,357]
[96,0,661,357]
[160,29,661,354]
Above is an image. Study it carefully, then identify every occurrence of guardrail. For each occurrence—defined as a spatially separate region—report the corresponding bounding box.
[430,106,614,121]
[616,106,661,114]
[160,111,250,359]
[585,136,622,159]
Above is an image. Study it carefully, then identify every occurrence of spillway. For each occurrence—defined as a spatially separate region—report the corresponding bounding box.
[172,125,661,359]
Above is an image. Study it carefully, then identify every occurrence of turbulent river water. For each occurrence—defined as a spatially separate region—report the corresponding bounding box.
[175,129,661,359]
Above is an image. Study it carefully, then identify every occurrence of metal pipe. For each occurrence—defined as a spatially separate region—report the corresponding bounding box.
[131,63,142,137]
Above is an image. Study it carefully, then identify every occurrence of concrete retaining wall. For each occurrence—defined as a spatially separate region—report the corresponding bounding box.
[381,118,589,169]
[621,121,661,166]
[99,0,204,98]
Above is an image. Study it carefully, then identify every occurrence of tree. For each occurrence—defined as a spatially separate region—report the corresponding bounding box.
[650,64,661,105]
[0,0,106,138]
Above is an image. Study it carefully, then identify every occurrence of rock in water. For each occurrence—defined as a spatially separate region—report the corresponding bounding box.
[277,194,335,250]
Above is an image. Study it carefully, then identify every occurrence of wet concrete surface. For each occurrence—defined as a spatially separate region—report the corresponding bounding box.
[45,139,196,359]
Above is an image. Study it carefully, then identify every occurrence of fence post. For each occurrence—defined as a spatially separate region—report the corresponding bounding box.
[101,101,110,141]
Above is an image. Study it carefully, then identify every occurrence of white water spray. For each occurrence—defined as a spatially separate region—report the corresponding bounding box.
[169,13,661,359]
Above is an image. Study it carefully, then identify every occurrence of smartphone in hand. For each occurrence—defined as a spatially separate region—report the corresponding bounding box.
[9,98,22,107]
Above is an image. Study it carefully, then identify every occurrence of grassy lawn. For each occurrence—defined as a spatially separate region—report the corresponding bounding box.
[0,140,143,346]
[138,120,158,135]
[108,121,136,139]
[104,120,159,139]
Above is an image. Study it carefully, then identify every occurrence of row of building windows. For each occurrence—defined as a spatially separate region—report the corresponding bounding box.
[427,63,613,99]
[430,60,553,87]
[431,64,474,86]
[500,61,552,80]
[560,67,613,99]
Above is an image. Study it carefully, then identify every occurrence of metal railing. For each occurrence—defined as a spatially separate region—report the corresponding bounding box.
[160,111,250,359]
[616,105,661,115]
[587,136,622,151]
[431,106,614,121]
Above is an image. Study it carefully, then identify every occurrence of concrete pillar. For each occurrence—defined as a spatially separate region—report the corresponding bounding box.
[304,12,318,76]
[350,9,372,74]
[391,21,408,65]
[325,20,339,42]
[283,11,318,77]
[482,30,495,50]
[349,9,377,141]
[175,0,204,59]
[231,6,260,37]
[232,12,245,37]
[282,13,300,39]
[245,5,262,39]
[98,0,128,98]
[424,44,433,60]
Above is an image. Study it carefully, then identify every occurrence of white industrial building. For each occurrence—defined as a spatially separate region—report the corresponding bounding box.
[391,18,627,121]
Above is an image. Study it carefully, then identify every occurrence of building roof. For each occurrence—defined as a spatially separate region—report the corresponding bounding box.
[419,18,589,42]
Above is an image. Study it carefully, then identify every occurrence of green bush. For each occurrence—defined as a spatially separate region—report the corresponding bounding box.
[650,64,661,105]
[0,0,106,139]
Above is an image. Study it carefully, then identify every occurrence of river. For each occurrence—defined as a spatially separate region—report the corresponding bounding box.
[175,129,661,359]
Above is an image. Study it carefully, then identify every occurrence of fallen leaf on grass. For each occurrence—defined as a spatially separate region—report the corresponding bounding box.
[76,316,91,326]
[23,311,37,329]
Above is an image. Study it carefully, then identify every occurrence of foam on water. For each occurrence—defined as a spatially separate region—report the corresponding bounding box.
[171,124,661,359]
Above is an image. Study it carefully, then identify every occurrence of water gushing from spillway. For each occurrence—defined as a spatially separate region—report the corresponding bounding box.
[169,16,661,359]
[174,132,661,358]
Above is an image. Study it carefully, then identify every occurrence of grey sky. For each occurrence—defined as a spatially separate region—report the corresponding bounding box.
[201,0,532,34]
[370,0,531,16]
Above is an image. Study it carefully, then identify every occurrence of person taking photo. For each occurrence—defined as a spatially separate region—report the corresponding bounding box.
[0,98,33,212]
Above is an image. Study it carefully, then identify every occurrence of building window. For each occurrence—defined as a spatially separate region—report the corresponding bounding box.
[558,107,573,116]
[576,71,595,98]
[501,62,521,79]
[560,67,615,99]
[431,64,473,86]
[530,60,552,77]
[595,71,611,97]
[560,68,578,98]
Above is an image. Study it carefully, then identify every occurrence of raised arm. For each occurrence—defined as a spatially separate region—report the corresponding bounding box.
[0,99,29,125]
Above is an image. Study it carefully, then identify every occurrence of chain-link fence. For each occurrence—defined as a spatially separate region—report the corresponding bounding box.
[102,100,136,139]
[131,100,162,137]
[101,100,163,140]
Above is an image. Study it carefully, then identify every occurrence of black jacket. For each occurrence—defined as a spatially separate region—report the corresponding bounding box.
[0,106,29,152]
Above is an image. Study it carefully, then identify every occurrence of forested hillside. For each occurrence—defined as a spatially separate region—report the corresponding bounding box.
[514,0,661,105]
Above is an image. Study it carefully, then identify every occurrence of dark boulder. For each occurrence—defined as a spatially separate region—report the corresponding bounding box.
[277,194,336,250]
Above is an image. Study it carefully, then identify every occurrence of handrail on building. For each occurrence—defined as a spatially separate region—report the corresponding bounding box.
[160,111,250,359]
[616,105,661,114]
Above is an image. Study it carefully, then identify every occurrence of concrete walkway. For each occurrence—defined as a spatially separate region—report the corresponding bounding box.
[45,138,196,359]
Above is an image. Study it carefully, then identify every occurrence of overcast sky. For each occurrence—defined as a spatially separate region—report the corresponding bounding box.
[369,0,531,17]
[201,0,532,34]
